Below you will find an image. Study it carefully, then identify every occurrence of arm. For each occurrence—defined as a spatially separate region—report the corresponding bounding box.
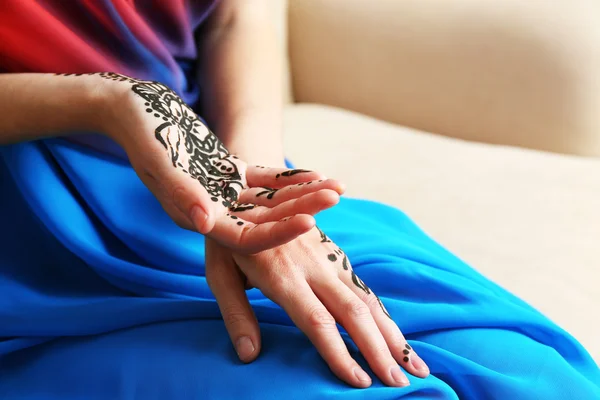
[197,0,286,167]
[0,72,335,252]
[0,73,108,145]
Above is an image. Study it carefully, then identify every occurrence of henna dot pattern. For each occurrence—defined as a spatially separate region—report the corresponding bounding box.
[316,225,391,318]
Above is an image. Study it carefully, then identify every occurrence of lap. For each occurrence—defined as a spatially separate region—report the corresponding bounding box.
[1,141,599,399]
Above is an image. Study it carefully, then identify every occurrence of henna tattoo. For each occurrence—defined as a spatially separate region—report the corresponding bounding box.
[402,344,412,363]
[316,227,331,243]
[319,227,391,319]
[256,187,278,200]
[57,72,244,206]
[229,203,257,212]
[275,169,311,179]
[377,297,392,319]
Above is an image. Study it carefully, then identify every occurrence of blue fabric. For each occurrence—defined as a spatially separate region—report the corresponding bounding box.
[0,139,599,399]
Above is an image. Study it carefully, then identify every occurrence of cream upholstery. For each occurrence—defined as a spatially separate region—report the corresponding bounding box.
[284,105,600,360]
[288,0,600,156]
[267,1,600,361]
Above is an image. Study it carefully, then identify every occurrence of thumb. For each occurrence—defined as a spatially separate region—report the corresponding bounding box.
[205,240,261,363]
[130,152,219,234]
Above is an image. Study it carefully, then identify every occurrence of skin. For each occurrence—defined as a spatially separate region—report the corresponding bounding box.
[198,0,430,388]
[0,0,431,389]
[0,72,342,253]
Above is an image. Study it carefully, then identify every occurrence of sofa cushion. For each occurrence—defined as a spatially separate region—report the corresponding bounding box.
[284,103,600,361]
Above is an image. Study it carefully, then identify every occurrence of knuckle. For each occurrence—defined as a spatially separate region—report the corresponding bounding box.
[221,304,252,329]
[170,184,188,209]
[343,299,371,319]
[389,335,407,352]
[265,273,291,297]
[363,294,381,310]
[257,269,290,298]
[306,306,336,330]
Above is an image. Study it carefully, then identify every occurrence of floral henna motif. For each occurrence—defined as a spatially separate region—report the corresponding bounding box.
[58,72,243,207]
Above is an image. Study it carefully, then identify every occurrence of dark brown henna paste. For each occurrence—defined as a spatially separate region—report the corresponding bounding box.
[58,72,244,206]
[402,344,412,363]
[229,203,257,212]
[275,169,312,179]
[377,297,392,319]
[256,187,278,200]
[316,227,331,243]
[318,226,391,318]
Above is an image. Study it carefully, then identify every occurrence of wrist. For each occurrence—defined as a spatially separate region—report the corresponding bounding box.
[81,75,128,137]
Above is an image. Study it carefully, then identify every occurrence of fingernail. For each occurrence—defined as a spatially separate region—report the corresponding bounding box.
[391,366,410,386]
[353,367,371,386]
[235,336,255,361]
[190,205,208,233]
[411,353,430,375]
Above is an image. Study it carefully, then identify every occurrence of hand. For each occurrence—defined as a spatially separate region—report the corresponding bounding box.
[66,72,344,253]
[206,227,430,388]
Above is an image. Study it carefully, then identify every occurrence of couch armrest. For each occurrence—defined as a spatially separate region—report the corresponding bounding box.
[288,0,600,156]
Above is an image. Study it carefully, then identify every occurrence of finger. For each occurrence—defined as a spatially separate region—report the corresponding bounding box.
[210,214,315,254]
[275,282,372,388]
[238,179,344,207]
[231,190,339,224]
[341,273,430,379]
[312,277,410,387]
[246,166,329,189]
[205,241,261,363]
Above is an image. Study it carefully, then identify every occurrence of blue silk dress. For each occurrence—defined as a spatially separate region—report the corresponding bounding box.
[0,1,598,398]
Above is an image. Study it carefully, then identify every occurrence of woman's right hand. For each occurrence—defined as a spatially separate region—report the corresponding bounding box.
[206,226,430,388]
[63,72,344,254]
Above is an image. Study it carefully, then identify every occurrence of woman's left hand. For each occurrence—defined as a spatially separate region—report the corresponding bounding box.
[205,227,430,389]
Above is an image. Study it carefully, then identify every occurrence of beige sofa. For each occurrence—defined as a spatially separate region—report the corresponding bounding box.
[269,0,600,362]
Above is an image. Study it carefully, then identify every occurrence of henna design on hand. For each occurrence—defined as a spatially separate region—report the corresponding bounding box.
[318,227,392,319]
[316,227,331,243]
[275,169,312,179]
[57,72,243,207]
[402,344,412,363]
[255,187,278,200]
[229,203,257,212]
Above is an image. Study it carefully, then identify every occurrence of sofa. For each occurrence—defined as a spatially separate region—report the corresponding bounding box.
[267,0,600,362]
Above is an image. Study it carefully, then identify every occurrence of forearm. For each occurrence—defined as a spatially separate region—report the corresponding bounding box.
[199,0,285,167]
[0,73,110,145]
